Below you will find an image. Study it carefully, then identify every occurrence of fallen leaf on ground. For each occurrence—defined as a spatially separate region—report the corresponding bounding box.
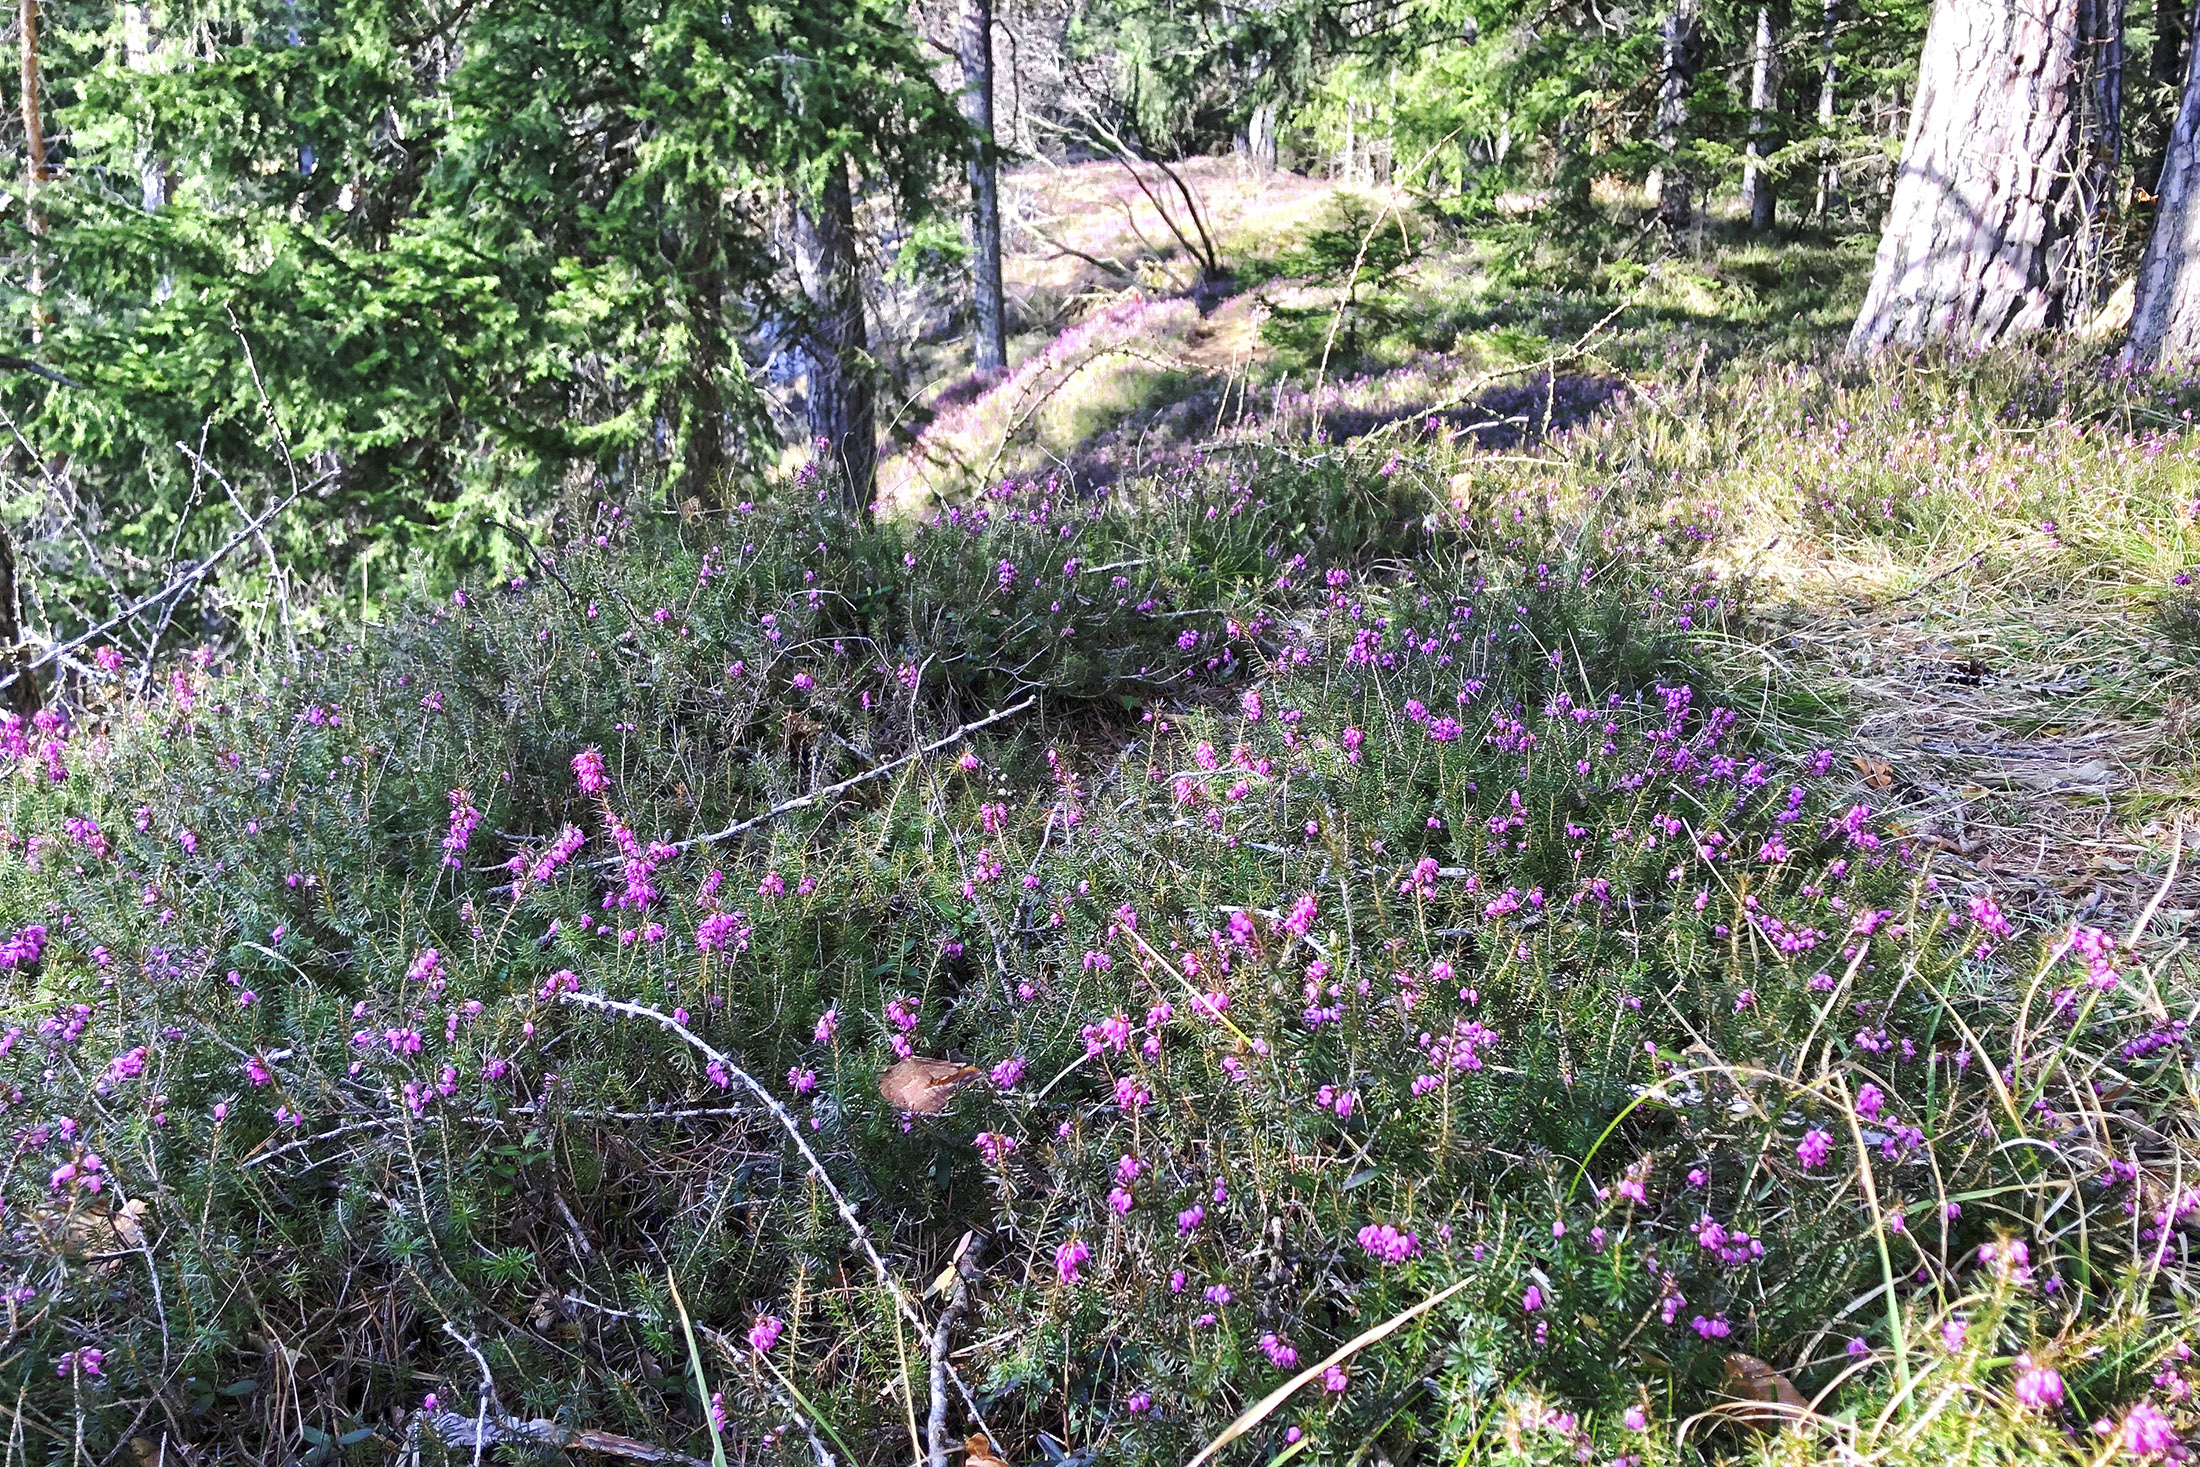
[1720,1352,1809,1426]
[1851,756,1894,791]
[879,1057,983,1114]
[965,1433,1012,1467]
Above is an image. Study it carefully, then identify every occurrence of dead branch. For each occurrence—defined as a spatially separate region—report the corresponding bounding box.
[657,695,1035,856]
[422,1412,708,1467]
[558,993,999,1446]
[0,468,333,695]
[925,1237,983,1467]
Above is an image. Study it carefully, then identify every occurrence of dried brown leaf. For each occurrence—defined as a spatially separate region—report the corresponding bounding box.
[1719,1352,1809,1427]
[965,1433,1012,1467]
[879,1057,982,1115]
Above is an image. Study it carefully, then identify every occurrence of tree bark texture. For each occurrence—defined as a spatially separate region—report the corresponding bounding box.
[0,521,38,718]
[1654,0,1703,236]
[961,0,1007,378]
[1742,4,1781,231]
[678,210,729,507]
[2123,0,2200,365]
[1848,0,2086,352]
[21,0,50,338]
[1815,0,1842,219]
[2063,0,2125,307]
[793,164,876,518]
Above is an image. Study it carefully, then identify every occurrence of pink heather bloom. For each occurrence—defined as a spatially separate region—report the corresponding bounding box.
[1623,1406,1649,1432]
[697,910,753,954]
[1521,1285,1544,1313]
[748,1315,784,1355]
[1357,1223,1419,1264]
[990,1056,1026,1088]
[2121,1401,2180,1459]
[974,1132,1017,1164]
[1054,1238,1090,1285]
[1797,1127,1833,1170]
[1323,1365,1349,1394]
[813,1008,839,1044]
[441,789,483,867]
[572,748,608,794]
[2014,1357,2066,1412]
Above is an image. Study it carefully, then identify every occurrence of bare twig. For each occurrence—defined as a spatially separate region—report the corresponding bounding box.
[558,993,999,1443]
[925,1237,982,1467]
[175,444,296,663]
[657,696,1035,856]
[423,1412,707,1467]
[493,520,584,608]
[439,1322,497,1467]
[0,469,333,693]
[0,353,82,389]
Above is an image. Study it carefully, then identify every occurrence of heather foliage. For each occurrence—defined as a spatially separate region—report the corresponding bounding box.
[1,390,2196,1465]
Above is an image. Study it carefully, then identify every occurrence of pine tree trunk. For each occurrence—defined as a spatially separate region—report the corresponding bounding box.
[793,165,876,518]
[1742,4,1781,231]
[2123,0,2200,366]
[124,2,170,210]
[1654,0,1702,237]
[2064,0,2125,307]
[21,0,50,340]
[679,218,728,508]
[1848,0,2086,352]
[961,0,1007,378]
[1815,0,1842,220]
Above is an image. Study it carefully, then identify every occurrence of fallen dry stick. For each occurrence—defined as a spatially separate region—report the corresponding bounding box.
[423,1412,707,1466]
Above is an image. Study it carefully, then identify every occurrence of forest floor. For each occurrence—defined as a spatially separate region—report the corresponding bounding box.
[890,158,2200,929]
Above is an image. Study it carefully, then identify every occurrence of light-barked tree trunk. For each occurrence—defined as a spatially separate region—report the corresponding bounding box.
[793,163,876,518]
[1848,0,2086,352]
[1742,4,1781,231]
[1815,0,1842,219]
[961,0,1007,377]
[1652,0,1703,236]
[2123,0,2200,366]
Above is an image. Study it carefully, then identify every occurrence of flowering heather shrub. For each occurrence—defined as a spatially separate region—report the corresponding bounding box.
[0,449,2193,1464]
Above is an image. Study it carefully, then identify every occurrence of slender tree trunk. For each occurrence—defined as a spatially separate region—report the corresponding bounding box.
[1742,4,1781,231]
[0,521,37,718]
[679,222,728,508]
[961,0,1007,378]
[1848,0,2086,351]
[2140,0,2191,202]
[2123,0,2200,365]
[2064,0,2126,307]
[124,3,169,211]
[1653,0,1702,237]
[21,0,51,340]
[793,164,875,518]
[1814,0,1842,220]
[1242,99,1278,172]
